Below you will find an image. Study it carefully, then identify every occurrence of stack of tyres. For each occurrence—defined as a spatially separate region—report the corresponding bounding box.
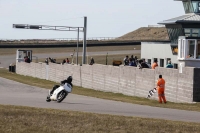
[9,65,16,73]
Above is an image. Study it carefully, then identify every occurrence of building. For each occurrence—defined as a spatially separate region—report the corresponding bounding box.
[141,0,200,68]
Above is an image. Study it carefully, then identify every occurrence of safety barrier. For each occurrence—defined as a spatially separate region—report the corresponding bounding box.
[16,62,200,103]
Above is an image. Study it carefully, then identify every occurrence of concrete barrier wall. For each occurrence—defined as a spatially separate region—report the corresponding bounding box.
[16,62,81,86]
[81,65,93,89]
[177,67,194,103]
[16,62,198,103]
[92,64,106,91]
[48,63,81,86]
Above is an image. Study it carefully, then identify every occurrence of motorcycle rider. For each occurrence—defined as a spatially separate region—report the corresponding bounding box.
[50,76,73,95]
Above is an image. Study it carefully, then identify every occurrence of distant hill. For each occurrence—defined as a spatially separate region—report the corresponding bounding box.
[117,27,169,41]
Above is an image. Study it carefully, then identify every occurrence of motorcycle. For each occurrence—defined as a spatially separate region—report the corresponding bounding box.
[46,82,72,103]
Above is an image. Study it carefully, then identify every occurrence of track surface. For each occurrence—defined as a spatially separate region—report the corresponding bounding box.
[0,50,140,68]
[0,77,200,123]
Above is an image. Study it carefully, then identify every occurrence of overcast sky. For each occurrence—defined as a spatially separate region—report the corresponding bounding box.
[0,0,184,39]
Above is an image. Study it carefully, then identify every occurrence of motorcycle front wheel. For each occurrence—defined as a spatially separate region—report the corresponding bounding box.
[57,90,68,103]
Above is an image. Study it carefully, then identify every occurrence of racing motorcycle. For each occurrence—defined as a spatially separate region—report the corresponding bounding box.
[46,76,73,103]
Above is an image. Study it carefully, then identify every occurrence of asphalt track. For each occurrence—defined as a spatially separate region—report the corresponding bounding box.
[0,77,200,123]
[0,50,140,68]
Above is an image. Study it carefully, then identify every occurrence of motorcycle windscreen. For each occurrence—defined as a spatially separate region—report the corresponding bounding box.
[64,83,72,93]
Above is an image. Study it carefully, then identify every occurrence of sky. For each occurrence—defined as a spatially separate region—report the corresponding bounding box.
[0,0,184,39]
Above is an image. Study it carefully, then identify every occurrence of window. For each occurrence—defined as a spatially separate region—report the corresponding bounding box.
[160,59,164,67]
[18,51,23,58]
[172,46,178,55]
[153,58,157,63]
[183,1,194,13]
[197,40,200,59]
[178,39,200,60]
[167,28,184,44]
[147,59,151,65]
[183,1,200,13]
[174,64,178,69]
[187,40,196,59]
[192,1,200,13]
[184,28,200,37]
[166,58,171,64]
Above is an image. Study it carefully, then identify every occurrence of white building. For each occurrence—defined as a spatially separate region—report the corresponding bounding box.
[141,0,200,68]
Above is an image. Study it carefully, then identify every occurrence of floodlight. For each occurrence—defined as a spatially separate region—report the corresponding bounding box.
[29,25,41,29]
[13,24,26,29]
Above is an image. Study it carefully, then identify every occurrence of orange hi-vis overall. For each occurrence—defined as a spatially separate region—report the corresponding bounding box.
[157,78,166,103]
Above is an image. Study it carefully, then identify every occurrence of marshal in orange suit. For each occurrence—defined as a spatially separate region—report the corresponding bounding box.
[157,75,167,104]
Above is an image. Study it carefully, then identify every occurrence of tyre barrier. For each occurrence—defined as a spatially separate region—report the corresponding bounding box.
[9,65,16,73]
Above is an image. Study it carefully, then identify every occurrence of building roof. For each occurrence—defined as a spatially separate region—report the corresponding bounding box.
[158,13,200,24]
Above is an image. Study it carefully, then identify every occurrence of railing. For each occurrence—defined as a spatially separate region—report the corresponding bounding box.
[0,37,117,42]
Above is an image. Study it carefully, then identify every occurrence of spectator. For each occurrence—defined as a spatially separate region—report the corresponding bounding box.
[152,59,158,69]
[130,55,134,61]
[143,59,151,68]
[123,55,129,66]
[27,56,31,63]
[24,56,28,62]
[166,60,173,68]
[130,55,137,67]
[129,58,135,67]
[49,57,56,63]
[134,56,138,65]
[66,58,70,64]
[138,59,149,69]
[45,58,49,65]
[24,56,30,63]
[89,57,95,65]
[62,59,66,64]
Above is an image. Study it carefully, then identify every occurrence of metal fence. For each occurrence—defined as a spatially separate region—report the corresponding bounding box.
[0,37,117,42]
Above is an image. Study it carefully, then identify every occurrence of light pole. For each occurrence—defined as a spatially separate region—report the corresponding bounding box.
[82,16,87,64]
[76,27,79,65]
[13,16,87,65]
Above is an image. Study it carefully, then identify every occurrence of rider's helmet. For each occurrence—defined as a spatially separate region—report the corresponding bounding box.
[67,76,72,83]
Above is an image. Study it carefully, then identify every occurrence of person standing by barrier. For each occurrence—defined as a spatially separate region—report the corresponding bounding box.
[166,60,173,68]
[123,55,129,66]
[157,75,167,104]
[152,59,158,69]
[89,57,95,65]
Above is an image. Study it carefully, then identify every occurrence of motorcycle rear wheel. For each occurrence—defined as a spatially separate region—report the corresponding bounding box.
[57,90,68,103]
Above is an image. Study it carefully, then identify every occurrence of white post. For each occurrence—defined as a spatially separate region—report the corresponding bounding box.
[194,39,197,59]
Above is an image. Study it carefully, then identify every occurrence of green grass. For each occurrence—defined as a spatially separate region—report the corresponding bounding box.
[0,68,200,112]
[0,104,200,133]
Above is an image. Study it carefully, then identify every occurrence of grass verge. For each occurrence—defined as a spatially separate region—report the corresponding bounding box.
[0,68,200,112]
[0,104,200,133]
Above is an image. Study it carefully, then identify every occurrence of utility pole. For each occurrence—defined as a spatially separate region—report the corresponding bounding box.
[82,16,87,64]
[76,27,79,65]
